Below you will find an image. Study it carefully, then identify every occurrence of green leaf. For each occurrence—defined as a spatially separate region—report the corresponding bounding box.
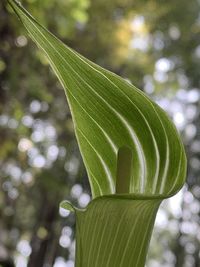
[60,195,162,266]
[7,1,188,266]
[7,0,187,199]
[75,195,161,267]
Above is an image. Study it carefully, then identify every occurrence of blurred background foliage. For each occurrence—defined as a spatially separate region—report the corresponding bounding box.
[0,0,200,266]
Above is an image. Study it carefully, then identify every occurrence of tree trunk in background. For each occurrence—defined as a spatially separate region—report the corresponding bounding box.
[0,260,15,267]
[174,232,185,267]
[27,196,59,267]
[194,251,200,267]
[0,1,14,104]
[173,192,185,267]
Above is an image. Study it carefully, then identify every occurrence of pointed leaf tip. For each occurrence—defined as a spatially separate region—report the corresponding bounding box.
[8,0,187,199]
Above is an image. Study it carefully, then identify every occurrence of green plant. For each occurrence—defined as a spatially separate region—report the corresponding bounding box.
[7,0,187,266]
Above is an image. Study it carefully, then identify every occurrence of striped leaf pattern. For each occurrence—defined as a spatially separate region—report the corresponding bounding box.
[8,1,187,266]
[62,196,161,267]
[8,0,187,199]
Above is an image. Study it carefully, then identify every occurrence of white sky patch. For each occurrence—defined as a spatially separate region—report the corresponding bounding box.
[185,105,197,120]
[154,71,168,83]
[65,157,79,176]
[22,115,34,128]
[17,240,32,257]
[71,184,83,198]
[0,115,9,126]
[185,124,196,140]
[59,207,70,218]
[54,258,74,267]
[130,35,150,52]
[32,155,46,168]
[168,25,181,40]
[173,112,185,129]
[16,35,28,47]
[45,125,57,139]
[8,118,18,129]
[155,208,168,228]
[30,100,41,113]
[155,58,173,73]
[176,89,188,102]
[15,255,27,267]
[169,188,184,217]
[66,261,74,267]
[31,130,45,142]
[130,15,150,52]
[9,166,22,181]
[194,45,200,58]
[59,235,71,248]
[62,226,72,237]
[54,257,68,267]
[187,89,199,103]
[18,138,33,152]
[143,75,155,94]
[156,98,170,111]
[21,172,33,184]
[78,193,91,207]
[131,15,145,32]
[170,101,183,114]
[47,145,59,161]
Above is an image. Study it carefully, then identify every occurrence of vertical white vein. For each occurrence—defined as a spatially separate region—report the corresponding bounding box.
[26,20,147,191]
[167,147,183,195]
[66,88,118,154]
[116,113,146,192]
[85,201,106,266]
[77,127,115,193]
[67,50,173,195]
[26,15,177,195]
[119,202,144,267]
[94,211,111,267]
[88,171,103,196]
[159,131,170,194]
[105,209,128,267]
[67,49,161,191]
[133,207,155,266]
[28,31,118,157]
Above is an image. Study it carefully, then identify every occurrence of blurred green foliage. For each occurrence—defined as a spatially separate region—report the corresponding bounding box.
[0,0,200,266]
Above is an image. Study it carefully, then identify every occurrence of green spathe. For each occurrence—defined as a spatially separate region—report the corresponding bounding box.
[7,0,187,266]
[61,196,161,267]
[7,0,186,199]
